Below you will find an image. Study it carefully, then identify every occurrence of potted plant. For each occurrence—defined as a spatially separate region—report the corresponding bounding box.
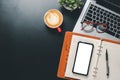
[58,0,84,11]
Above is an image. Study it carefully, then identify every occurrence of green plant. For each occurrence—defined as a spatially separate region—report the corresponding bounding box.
[59,0,84,11]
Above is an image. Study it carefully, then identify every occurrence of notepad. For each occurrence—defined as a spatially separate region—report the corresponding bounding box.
[57,32,120,80]
[65,34,120,80]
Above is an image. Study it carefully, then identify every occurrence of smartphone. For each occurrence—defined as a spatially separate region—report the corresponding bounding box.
[72,41,94,76]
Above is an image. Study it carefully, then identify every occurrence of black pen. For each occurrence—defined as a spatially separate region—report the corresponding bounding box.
[106,49,109,78]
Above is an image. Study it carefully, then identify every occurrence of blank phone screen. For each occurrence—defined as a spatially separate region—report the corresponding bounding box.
[72,42,94,75]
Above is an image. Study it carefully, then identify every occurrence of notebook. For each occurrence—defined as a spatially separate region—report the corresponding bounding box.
[57,32,120,80]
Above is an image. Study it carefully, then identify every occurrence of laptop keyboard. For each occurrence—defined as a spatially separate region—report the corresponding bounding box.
[82,3,120,39]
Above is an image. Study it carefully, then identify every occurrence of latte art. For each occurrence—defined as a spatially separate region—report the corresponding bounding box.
[46,12,59,25]
[44,9,63,29]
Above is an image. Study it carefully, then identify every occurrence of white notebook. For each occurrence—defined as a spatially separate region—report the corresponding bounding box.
[65,35,120,80]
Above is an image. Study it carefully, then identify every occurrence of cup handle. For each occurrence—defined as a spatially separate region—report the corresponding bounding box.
[57,27,62,32]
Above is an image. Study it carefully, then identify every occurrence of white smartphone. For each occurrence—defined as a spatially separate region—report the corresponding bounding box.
[72,42,94,76]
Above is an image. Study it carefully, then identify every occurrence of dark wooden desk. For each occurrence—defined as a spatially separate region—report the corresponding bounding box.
[0,0,83,80]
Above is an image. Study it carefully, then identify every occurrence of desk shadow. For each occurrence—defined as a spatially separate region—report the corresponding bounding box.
[44,25,65,36]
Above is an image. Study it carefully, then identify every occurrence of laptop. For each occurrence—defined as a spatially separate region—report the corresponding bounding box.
[73,0,120,41]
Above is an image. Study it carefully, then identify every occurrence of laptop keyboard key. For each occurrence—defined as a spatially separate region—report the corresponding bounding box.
[83,3,120,39]
[106,30,115,36]
[115,34,119,38]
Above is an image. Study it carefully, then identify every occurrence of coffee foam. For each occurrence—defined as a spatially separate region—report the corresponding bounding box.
[46,12,59,25]
[44,9,63,28]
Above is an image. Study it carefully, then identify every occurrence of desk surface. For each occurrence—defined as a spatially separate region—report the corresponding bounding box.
[0,0,83,80]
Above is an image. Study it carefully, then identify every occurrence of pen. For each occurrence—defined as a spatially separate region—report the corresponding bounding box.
[106,49,109,78]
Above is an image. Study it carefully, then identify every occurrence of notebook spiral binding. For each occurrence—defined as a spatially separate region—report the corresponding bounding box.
[92,39,103,79]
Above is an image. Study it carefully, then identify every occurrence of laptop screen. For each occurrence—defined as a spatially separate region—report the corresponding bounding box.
[97,0,120,14]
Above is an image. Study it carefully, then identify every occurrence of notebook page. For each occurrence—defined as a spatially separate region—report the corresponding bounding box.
[93,42,107,80]
[65,35,101,80]
[100,41,120,80]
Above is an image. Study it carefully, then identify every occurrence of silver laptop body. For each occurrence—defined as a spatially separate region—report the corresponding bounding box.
[73,0,120,41]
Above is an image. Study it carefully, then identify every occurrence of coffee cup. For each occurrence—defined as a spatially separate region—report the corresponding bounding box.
[44,9,63,32]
